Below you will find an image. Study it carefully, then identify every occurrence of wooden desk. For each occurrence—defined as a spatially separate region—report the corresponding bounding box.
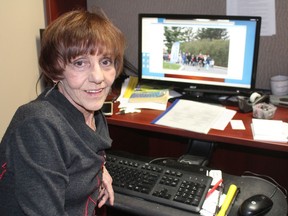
[106,102,288,191]
[107,103,288,152]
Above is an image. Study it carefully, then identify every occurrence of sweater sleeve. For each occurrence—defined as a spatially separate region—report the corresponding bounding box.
[6,117,70,216]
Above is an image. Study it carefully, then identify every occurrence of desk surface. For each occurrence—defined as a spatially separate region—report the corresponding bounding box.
[111,174,287,216]
[107,103,288,152]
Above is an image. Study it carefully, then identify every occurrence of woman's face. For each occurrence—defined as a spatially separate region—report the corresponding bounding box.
[58,53,116,114]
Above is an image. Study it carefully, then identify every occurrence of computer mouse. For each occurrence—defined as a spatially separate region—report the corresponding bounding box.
[238,194,273,216]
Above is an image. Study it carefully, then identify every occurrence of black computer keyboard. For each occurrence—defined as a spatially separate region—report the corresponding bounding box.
[106,153,213,213]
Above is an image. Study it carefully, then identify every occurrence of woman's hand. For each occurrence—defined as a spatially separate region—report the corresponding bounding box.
[97,166,114,208]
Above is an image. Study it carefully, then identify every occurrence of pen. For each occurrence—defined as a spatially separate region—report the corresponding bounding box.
[206,178,223,198]
[216,184,238,216]
[215,183,224,215]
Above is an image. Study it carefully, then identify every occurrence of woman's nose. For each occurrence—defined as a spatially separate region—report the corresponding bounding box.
[89,64,104,84]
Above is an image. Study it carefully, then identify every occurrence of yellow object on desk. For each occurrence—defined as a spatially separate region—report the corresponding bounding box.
[216,184,238,216]
[123,76,138,98]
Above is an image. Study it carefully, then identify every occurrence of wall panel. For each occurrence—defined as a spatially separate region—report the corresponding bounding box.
[87,0,288,90]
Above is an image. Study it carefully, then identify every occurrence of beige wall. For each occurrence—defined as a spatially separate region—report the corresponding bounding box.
[0,1,45,139]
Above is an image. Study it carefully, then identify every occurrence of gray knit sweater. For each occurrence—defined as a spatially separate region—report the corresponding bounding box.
[0,88,112,216]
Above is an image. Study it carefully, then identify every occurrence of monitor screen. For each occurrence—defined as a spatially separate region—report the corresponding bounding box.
[138,14,261,96]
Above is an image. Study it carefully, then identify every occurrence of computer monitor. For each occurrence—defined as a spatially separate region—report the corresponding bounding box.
[138,13,261,100]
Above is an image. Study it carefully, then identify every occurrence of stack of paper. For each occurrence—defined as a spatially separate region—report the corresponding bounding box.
[152,99,236,134]
[117,76,169,111]
[127,89,169,110]
[200,190,226,216]
[251,119,288,142]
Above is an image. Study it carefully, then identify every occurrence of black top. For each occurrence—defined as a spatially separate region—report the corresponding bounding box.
[0,88,112,216]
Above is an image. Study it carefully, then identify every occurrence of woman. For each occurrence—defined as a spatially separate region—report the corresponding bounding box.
[0,9,125,215]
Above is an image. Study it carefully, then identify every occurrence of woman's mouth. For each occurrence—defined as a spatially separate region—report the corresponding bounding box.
[85,88,103,94]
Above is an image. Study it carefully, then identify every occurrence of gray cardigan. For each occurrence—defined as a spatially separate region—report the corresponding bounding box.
[0,88,112,216]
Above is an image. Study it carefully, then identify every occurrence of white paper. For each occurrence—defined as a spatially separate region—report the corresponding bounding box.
[251,119,288,142]
[119,100,167,111]
[230,120,246,130]
[212,109,236,130]
[226,0,276,36]
[153,100,235,134]
[200,190,226,216]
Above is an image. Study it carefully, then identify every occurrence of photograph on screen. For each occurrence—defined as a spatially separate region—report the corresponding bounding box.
[140,15,260,90]
[163,25,230,76]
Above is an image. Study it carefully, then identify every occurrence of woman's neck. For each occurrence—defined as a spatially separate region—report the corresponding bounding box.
[85,113,96,131]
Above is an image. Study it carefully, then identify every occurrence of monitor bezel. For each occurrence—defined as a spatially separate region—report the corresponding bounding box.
[138,13,262,95]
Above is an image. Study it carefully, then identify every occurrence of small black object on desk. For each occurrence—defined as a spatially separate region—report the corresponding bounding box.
[238,194,273,216]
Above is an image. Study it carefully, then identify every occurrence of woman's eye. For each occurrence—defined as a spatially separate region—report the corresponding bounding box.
[71,58,90,69]
[74,61,83,67]
[101,58,113,67]
[74,60,85,67]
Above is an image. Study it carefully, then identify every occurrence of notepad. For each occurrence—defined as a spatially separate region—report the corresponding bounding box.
[251,119,288,142]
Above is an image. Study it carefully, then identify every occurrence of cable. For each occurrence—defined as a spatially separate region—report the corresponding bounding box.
[35,72,54,96]
[35,74,42,96]
[148,157,177,164]
[123,57,138,76]
[242,171,287,199]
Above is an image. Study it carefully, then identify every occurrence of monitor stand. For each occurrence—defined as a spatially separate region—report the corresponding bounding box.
[169,89,240,106]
